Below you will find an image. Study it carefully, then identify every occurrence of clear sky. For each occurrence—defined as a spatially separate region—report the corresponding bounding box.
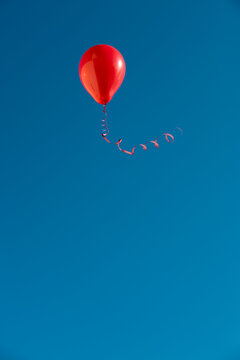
[0,1,240,360]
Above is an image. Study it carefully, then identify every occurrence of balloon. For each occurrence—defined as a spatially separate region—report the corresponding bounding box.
[78,44,181,156]
[79,44,126,105]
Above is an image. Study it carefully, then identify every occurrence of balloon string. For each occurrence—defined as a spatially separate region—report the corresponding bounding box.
[101,105,110,138]
[101,105,182,155]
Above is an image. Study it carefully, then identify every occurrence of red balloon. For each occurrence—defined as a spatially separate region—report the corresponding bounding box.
[79,44,126,105]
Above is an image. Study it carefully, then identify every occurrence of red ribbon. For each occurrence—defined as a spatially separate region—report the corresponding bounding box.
[101,105,181,155]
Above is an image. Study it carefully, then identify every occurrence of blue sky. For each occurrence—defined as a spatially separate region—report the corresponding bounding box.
[0,1,240,359]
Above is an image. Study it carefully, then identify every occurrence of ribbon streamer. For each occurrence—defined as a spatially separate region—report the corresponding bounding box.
[101,105,181,155]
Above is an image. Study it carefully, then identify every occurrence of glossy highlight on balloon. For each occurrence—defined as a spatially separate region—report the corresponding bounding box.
[79,44,126,105]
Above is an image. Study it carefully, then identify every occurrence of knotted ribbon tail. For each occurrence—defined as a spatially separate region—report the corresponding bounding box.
[115,139,135,155]
[140,144,147,151]
[119,147,135,155]
[176,127,183,135]
[164,133,174,143]
[150,140,160,148]
[102,134,111,143]
[100,105,178,155]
